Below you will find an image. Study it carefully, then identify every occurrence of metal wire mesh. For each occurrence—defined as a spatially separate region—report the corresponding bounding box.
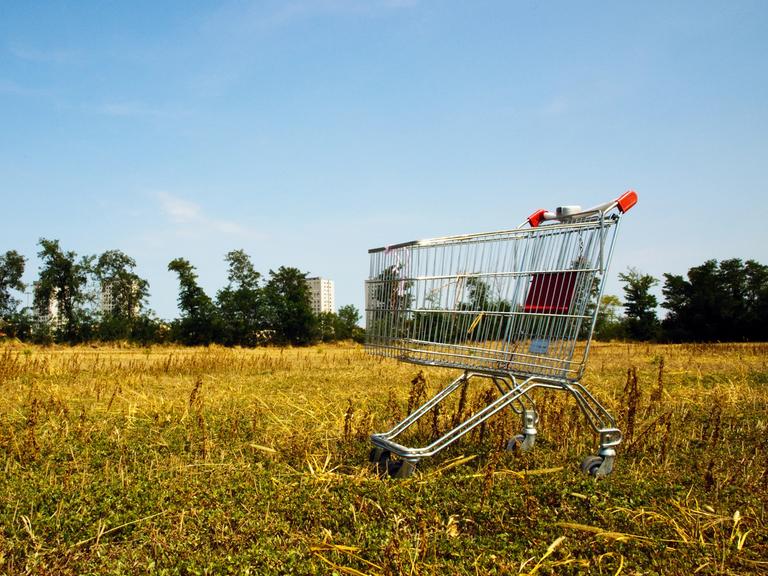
[365,215,620,381]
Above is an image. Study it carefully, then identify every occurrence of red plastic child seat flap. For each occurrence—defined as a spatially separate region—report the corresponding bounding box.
[524,271,578,314]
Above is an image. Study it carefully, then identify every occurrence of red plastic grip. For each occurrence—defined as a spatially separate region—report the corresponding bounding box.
[527,209,548,228]
[616,190,638,213]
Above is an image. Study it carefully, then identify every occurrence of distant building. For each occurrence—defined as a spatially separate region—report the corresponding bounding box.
[24,279,140,327]
[99,280,141,316]
[24,284,62,328]
[307,277,335,315]
[100,282,118,314]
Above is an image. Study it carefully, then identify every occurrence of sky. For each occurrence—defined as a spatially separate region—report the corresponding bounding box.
[1,0,767,320]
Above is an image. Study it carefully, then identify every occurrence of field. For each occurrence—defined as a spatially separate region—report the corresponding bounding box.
[0,342,767,575]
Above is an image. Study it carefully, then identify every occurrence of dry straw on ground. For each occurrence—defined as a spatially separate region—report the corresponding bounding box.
[0,341,766,574]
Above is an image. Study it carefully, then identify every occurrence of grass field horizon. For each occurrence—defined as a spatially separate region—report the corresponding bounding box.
[1,341,766,574]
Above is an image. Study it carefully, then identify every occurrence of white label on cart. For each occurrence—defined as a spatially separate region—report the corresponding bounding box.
[530,338,550,354]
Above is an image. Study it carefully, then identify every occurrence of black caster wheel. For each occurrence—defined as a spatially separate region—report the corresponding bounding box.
[369,448,390,477]
[506,433,535,453]
[369,447,385,462]
[581,455,605,477]
[369,448,416,478]
[506,434,525,452]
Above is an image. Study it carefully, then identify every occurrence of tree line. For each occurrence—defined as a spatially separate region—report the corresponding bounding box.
[366,259,768,345]
[0,240,363,346]
[596,259,768,342]
[1,241,766,345]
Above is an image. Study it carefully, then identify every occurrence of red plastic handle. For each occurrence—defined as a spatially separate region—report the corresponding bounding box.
[527,209,548,228]
[616,190,637,213]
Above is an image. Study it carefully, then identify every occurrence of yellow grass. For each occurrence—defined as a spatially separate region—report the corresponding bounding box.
[0,341,766,574]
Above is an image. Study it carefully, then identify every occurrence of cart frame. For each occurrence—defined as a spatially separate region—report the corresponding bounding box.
[365,191,637,477]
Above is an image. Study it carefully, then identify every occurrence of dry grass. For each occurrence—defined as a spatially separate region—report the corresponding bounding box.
[0,341,766,574]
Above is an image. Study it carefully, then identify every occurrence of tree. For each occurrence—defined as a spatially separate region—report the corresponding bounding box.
[577,271,602,339]
[129,313,168,346]
[168,258,219,345]
[369,264,414,311]
[0,250,26,318]
[34,239,94,343]
[216,250,264,347]
[263,266,317,345]
[743,260,768,339]
[618,267,659,341]
[335,304,363,341]
[594,294,625,340]
[367,263,414,341]
[317,311,337,342]
[460,276,514,343]
[662,259,768,342]
[0,250,27,339]
[465,276,490,311]
[93,250,150,340]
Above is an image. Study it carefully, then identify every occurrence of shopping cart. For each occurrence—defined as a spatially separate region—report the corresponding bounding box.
[365,191,637,478]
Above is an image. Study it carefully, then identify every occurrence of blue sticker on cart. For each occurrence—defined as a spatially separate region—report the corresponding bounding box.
[529,338,550,354]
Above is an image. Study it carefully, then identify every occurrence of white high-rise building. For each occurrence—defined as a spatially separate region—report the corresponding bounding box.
[29,283,60,326]
[307,277,335,315]
[99,280,141,316]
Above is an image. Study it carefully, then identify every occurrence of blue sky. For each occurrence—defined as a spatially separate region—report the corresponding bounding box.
[1,1,767,320]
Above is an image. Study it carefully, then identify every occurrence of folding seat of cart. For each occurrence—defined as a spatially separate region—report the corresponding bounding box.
[523,270,579,315]
[498,269,579,374]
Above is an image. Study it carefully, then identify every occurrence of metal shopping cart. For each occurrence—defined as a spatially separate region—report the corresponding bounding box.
[365,191,637,477]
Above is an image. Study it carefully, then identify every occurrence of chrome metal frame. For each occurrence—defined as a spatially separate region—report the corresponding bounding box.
[366,193,636,476]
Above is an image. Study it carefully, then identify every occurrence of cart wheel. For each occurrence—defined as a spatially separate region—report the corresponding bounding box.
[506,433,535,453]
[581,455,605,477]
[369,448,416,478]
[387,459,417,479]
[369,447,385,463]
[506,434,525,452]
[369,448,391,477]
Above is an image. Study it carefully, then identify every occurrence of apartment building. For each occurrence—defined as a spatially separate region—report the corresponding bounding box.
[307,277,335,315]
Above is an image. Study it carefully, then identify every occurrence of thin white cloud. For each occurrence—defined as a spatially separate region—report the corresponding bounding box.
[9,44,75,64]
[95,101,188,119]
[98,102,157,118]
[157,192,202,224]
[202,0,417,35]
[155,191,249,237]
[274,0,418,22]
[382,0,418,7]
[0,79,46,97]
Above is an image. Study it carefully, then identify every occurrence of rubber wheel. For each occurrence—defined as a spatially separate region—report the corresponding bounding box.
[506,434,526,452]
[389,459,417,478]
[387,459,404,477]
[369,449,391,477]
[369,448,416,478]
[581,455,604,476]
[369,447,386,463]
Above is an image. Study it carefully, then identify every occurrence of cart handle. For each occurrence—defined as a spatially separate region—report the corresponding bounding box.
[527,190,637,228]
